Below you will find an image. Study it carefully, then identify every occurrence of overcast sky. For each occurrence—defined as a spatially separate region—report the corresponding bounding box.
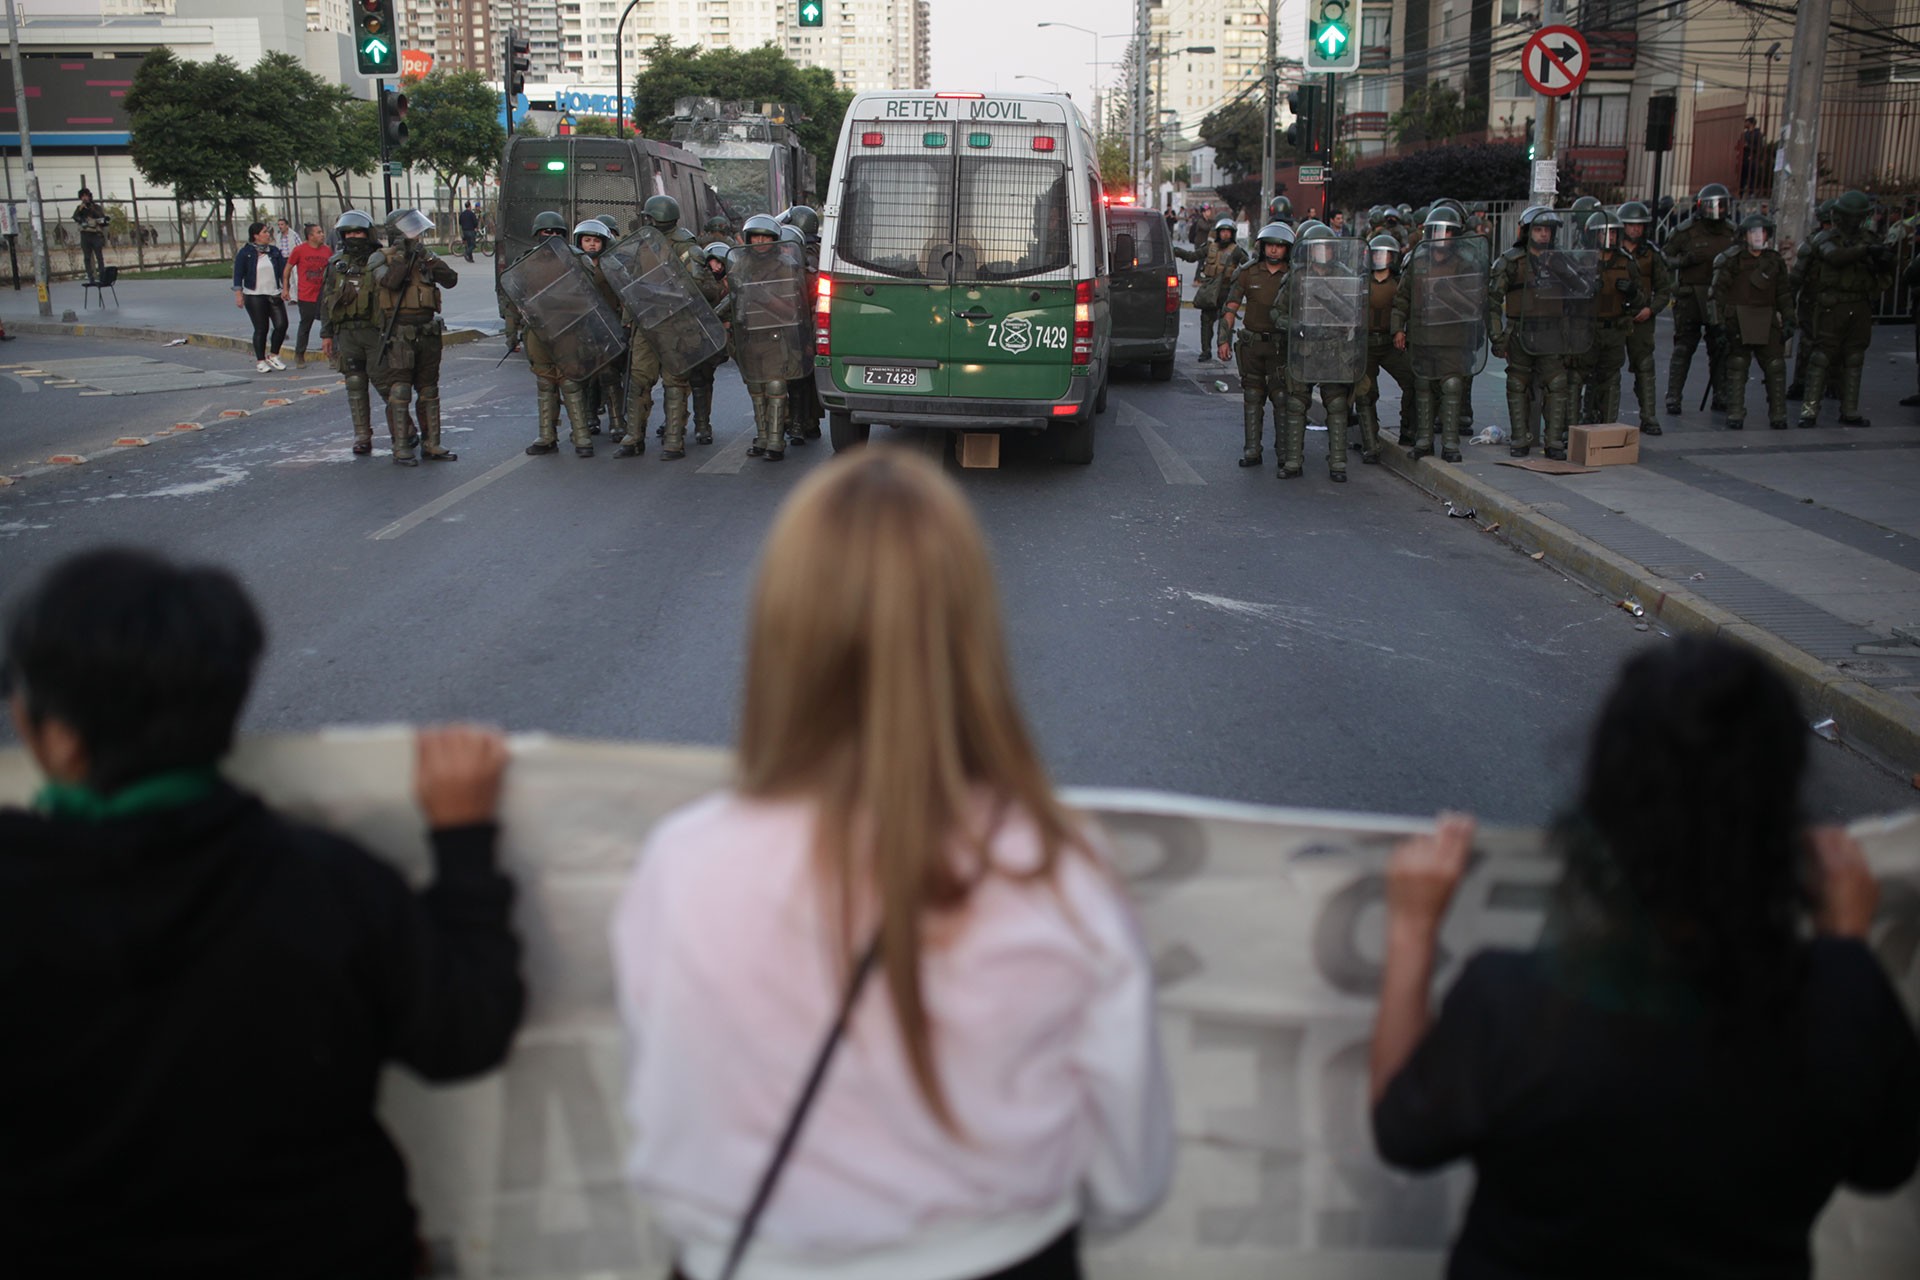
[928,0,1137,120]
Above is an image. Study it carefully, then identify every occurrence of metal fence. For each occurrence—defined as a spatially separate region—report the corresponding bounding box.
[3,181,500,286]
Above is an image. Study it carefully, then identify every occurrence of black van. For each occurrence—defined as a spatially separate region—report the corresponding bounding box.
[1105,207,1179,382]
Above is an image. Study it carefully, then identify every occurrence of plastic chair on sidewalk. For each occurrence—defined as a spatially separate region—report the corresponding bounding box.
[82,265,119,310]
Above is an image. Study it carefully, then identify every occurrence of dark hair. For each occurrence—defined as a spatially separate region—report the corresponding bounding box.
[302,223,320,236]
[247,221,268,240]
[1550,637,1810,1021]
[3,549,264,792]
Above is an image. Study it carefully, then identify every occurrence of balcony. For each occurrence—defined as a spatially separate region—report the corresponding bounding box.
[1340,111,1389,137]
[1585,30,1636,72]
[1359,43,1389,71]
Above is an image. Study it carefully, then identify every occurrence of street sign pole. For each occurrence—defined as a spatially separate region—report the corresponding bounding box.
[4,0,51,317]
[1260,0,1277,221]
[378,76,395,217]
[1773,0,1833,262]
[1529,0,1569,206]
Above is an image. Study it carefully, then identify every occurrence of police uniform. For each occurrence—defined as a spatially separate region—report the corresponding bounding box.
[1710,219,1792,431]
[1577,215,1645,428]
[1489,208,1588,459]
[1174,222,1250,360]
[1216,226,1292,469]
[1800,191,1891,427]
[689,221,739,444]
[1618,203,1673,434]
[369,212,459,466]
[502,213,579,456]
[1274,225,1361,481]
[317,212,383,457]
[1355,235,1413,464]
[1663,186,1738,413]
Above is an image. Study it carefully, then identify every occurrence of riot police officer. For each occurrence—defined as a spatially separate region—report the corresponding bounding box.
[1490,206,1592,460]
[501,211,578,456]
[1276,224,1366,482]
[1578,211,1646,427]
[1215,222,1293,468]
[777,220,822,447]
[1355,232,1413,464]
[1174,218,1249,361]
[701,214,737,246]
[1267,195,1293,226]
[1788,200,1835,401]
[689,216,739,444]
[613,195,706,458]
[1800,189,1890,427]
[726,214,810,461]
[367,209,459,466]
[1617,201,1673,434]
[1664,182,1738,414]
[1711,212,1793,431]
[1393,207,1489,463]
[568,218,626,456]
[317,210,382,457]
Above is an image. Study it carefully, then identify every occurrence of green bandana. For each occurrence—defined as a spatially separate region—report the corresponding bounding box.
[34,768,221,823]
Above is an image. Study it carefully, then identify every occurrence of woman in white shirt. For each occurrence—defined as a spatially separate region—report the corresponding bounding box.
[612,450,1174,1280]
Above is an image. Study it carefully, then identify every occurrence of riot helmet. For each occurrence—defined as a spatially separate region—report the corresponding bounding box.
[1369,233,1401,271]
[1213,217,1237,243]
[1695,182,1731,222]
[386,208,433,244]
[1299,222,1340,264]
[778,224,806,246]
[1739,211,1776,251]
[1832,189,1871,232]
[1816,199,1836,228]
[531,210,569,238]
[1586,210,1623,252]
[779,204,822,239]
[1423,206,1463,240]
[1521,205,1562,248]
[641,194,681,232]
[740,213,783,244]
[1412,205,1432,229]
[334,209,375,251]
[1617,201,1652,233]
[1569,196,1603,218]
[1253,221,1294,262]
[1267,195,1292,223]
[703,214,733,236]
[670,226,697,244]
[1432,199,1466,223]
[704,242,731,274]
[572,219,611,253]
[1383,207,1403,226]
[1294,219,1326,240]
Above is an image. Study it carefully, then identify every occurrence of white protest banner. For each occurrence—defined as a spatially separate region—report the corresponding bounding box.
[4,732,1917,1278]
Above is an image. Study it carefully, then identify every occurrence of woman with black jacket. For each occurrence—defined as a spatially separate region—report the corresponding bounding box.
[232,221,289,372]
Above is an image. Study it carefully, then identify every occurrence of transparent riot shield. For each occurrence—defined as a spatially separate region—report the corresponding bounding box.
[1407,233,1490,380]
[498,236,628,382]
[601,227,727,378]
[1516,248,1598,357]
[727,239,809,384]
[1286,236,1367,384]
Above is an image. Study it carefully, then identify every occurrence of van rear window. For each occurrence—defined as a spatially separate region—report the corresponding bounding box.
[836,155,955,280]
[956,156,1070,282]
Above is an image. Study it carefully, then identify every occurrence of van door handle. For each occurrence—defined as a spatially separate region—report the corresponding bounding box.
[953,307,993,321]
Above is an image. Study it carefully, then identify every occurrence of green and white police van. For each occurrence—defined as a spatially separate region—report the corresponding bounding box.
[813,91,1112,463]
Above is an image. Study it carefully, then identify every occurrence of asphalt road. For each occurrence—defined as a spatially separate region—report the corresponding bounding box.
[2,324,1912,825]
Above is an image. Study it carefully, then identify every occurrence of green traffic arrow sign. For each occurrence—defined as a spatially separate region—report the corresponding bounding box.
[802,2,819,14]
[1314,24,1348,57]
[363,36,391,63]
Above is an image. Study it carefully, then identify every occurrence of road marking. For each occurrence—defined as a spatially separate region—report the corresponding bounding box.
[1120,403,1206,485]
[1,374,41,394]
[369,453,532,540]
[696,427,758,474]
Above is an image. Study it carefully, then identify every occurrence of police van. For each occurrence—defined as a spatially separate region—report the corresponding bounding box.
[494,134,728,275]
[814,91,1112,463]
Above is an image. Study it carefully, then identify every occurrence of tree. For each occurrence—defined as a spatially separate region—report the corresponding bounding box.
[1198,100,1265,181]
[125,50,261,251]
[398,70,508,196]
[570,114,635,138]
[1386,83,1468,147]
[1326,141,1527,210]
[314,99,381,206]
[249,52,347,189]
[628,39,851,179]
[1097,135,1132,195]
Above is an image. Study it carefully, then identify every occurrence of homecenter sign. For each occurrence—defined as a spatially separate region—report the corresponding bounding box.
[554,88,634,118]
[401,49,434,79]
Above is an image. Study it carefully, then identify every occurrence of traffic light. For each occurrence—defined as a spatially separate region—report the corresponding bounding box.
[380,87,409,154]
[353,0,399,76]
[1525,116,1536,161]
[1305,0,1360,74]
[798,0,824,26]
[507,28,531,97]
[1284,86,1318,152]
[1645,94,1676,153]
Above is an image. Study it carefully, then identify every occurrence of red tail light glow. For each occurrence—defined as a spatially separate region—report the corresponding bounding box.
[861,132,884,147]
[1165,274,1180,314]
[814,272,833,356]
[1072,279,1093,367]
[1031,136,1056,152]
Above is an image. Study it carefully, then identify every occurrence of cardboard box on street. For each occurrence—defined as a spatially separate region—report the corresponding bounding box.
[959,432,1001,469]
[1569,423,1640,467]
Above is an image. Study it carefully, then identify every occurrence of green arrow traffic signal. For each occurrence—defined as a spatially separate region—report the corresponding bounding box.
[799,0,823,26]
[363,37,391,63]
[1314,22,1348,57]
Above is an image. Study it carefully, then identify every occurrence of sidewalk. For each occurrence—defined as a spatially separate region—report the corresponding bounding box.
[1375,323,1920,774]
[0,271,503,355]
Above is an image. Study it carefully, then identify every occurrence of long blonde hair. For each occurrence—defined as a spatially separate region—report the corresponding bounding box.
[737,450,1088,1132]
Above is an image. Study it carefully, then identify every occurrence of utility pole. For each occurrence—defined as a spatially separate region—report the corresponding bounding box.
[1773,0,1831,260]
[1133,0,1150,204]
[1528,0,1566,207]
[1260,0,1278,219]
[5,0,51,317]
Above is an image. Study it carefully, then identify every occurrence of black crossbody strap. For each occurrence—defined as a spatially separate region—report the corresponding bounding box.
[715,933,881,1280]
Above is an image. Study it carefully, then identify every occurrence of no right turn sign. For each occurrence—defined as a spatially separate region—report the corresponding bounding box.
[1520,26,1590,98]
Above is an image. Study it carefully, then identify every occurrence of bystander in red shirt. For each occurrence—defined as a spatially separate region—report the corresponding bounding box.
[285,237,332,304]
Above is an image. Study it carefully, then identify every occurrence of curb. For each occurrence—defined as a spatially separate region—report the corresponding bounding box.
[0,321,488,353]
[1377,434,1920,775]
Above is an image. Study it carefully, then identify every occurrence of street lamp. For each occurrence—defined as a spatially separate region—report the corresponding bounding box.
[1146,46,1215,209]
[614,0,642,135]
[1015,74,1062,91]
[1037,22,1128,138]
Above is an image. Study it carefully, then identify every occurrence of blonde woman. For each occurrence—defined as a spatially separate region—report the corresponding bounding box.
[611,451,1174,1280]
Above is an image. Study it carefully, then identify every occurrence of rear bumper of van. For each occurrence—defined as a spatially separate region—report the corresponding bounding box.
[818,371,1097,432]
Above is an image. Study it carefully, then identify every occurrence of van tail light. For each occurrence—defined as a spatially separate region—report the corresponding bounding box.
[814,272,833,356]
[1165,274,1180,314]
[860,132,885,147]
[1072,279,1093,367]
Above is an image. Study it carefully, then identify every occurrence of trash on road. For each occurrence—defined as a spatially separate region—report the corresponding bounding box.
[1689,572,1707,581]
[1530,550,1545,560]
[1811,717,1839,742]
[165,338,188,347]
[1469,423,1508,445]
[1212,380,1229,393]
[1444,500,1477,520]
[1617,595,1645,617]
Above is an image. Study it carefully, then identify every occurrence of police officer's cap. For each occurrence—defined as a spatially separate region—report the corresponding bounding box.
[1254,222,1295,248]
